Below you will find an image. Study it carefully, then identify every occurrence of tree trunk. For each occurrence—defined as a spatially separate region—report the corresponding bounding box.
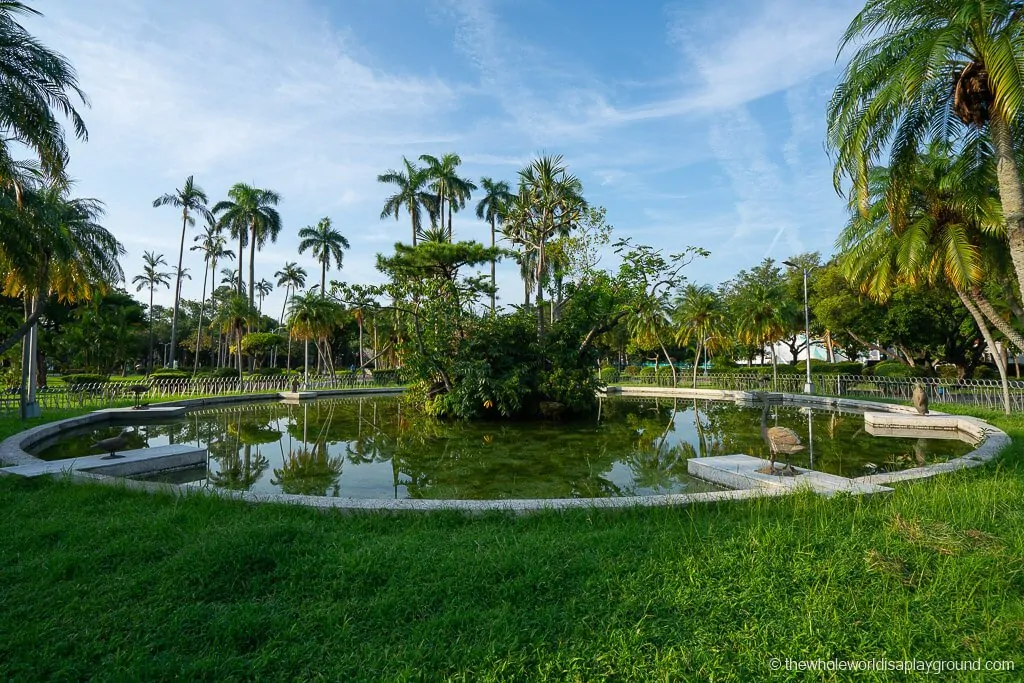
[236,325,244,381]
[170,210,188,371]
[321,262,326,298]
[248,221,257,306]
[490,216,496,314]
[692,340,701,389]
[990,111,1024,313]
[659,337,677,386]
[957,290,1011,414]
[279,285,289,325]
[358,315,364,377]
[194,257,210,374]
[971,288,1024,354]
[147,285,155,373]
[237,232,245,295]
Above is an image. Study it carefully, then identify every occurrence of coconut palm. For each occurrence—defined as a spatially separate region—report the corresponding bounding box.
[378,157,438,246]
[628,293,677,385]
[674,284,728,388]
[190,219,234,372]
[298,217,350,296]
[220,267,242,290]
[131,251,171,374]
[828,0,1024,303]
[735,281,787,388]
[255,278,273,314]
[212,183,282,306]
[288,291,341,382]
[0,2,88,188]
[419,153,477,240]
[476,177,513,313]
[217,294,259,379]
[274,262,307,324]
[153,176,210,370]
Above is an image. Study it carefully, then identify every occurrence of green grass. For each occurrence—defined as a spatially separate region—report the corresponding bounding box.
[0,411,1022,680]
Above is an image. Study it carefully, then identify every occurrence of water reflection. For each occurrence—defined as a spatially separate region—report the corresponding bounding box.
[33,396,974,499]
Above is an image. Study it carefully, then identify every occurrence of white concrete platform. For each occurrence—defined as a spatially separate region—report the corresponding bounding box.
[864,412,961,431]
[687,454,892,497]
[278,391,317,401]
[94,405,187,420]
[0,444,206,479]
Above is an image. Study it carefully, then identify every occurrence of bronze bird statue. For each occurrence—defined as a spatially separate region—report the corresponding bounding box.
[912,383,929,415]
[91,429,132,459]
[757,394,804,475]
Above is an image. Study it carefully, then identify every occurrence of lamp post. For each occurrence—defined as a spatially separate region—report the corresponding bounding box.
[783,260,814,395]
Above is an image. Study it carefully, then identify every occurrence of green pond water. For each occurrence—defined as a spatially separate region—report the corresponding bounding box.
[32,396,974,499]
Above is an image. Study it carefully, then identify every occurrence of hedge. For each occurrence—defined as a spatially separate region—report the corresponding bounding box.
[599,367,620,383]
[60,373,109,386]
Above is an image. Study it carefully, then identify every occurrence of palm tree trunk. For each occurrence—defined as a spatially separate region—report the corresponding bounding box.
[659,337,677,386]
[170,211,188,369]
[279,285,289,325]
[692,340,701,389]
[237,233,245,295]
[248,222,257,306]
[193,258,210,375]
[358,316,364,374]
[148,284,155,374]
[490,216,496,314]
[321,262,326,298]
[989,111,1024,309]
[958,290,1011,414]
[236,325,244,381]
[971,288,1024,354]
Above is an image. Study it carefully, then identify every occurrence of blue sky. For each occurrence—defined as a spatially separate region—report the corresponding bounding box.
[27,0,864,315]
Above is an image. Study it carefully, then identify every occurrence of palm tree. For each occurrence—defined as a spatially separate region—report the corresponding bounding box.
[0,183,124,415]
[190,219,234,372]
[628,293,677,385]
[419,153,477,240]
[503,155,587,336]
[735,281,787,388]
[212,183,282,306]
[378,157,438,246]
[476,177,513,313]
[220,267,242,290]
[255,278,273,314]
[217,294,259,379]
[288,291,341,383]
[274,262,307,324]
[828,0,1024,305]
[153,175,210,370]
[674,284,727,388]
[131,251,171,374]
[0,2,88,188]
[297,217,350,296]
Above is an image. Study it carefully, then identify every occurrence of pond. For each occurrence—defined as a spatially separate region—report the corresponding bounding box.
[31,396,974,499]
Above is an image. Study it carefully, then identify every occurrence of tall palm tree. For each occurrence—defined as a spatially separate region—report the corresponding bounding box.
[419,153,477,240]
[153,175,210,370]
[131,251,171,374]
[255,278,273,314]
[828,0,1024,305]
[297,217,350,296]
[0,2,88,188]
[217,294,259,379]
[220,267,242,290]
[503,155,587,336]
[288,291,340,384]
[212,183,282,306]
[628,293,676,385]
[674,284,727,388]
[735,281,787,388]
[476,177,513,313]
[190,219,234,372]
[274,262,307,324]
[378,157,438,246]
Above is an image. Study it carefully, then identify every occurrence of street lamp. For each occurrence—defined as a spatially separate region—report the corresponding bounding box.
[783,260,814,395]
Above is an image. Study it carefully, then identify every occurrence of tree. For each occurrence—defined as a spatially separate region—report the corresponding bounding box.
[475,177,513,313]
[153,175,210,370]
[828,0,1024,306]
[734,280,787,387]
[217,294,258,379]
[288,291,342,382]
[190,218,234,372]
[0,2,88,188]
[212,183,282,306]
[419,153,476,240]
[298,217,350,296]
[131,251,170,374]
[378,157,438,246]
[674,284,727,387]
[502,155,588,336]
[274,262,307,324]
[255,278,273,314]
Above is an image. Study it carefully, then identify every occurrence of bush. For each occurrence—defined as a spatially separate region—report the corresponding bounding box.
[61,373,109,386]
[794,360,864,375]
[149,369,190,380]
[252,367,284,376]
[599,367,620,384]
[622,365,641,377]
[936,364,961,379]
[868,360,923,378]
[656,366,676,384]
[638,366,656,379]
[974,365,999,380]
[197,367,242,379]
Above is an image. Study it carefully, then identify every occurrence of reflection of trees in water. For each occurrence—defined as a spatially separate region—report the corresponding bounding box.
[271,442,344,496]
[208,411,273,491]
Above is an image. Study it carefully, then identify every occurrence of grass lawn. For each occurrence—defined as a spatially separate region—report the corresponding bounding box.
[0,407,1022,680]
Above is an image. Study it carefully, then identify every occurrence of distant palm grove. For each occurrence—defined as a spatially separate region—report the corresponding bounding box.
[1,0,1023,416]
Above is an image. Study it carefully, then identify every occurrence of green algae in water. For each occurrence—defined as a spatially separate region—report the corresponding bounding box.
[31,396,974,499]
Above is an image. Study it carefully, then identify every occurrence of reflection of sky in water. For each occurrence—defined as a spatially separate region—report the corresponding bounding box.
[34,397,974,500]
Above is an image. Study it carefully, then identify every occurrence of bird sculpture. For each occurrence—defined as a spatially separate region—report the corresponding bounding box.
[91,429,132,459]
[128,384,150,409]
[912,383,929,415]
[757,393,804,475]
